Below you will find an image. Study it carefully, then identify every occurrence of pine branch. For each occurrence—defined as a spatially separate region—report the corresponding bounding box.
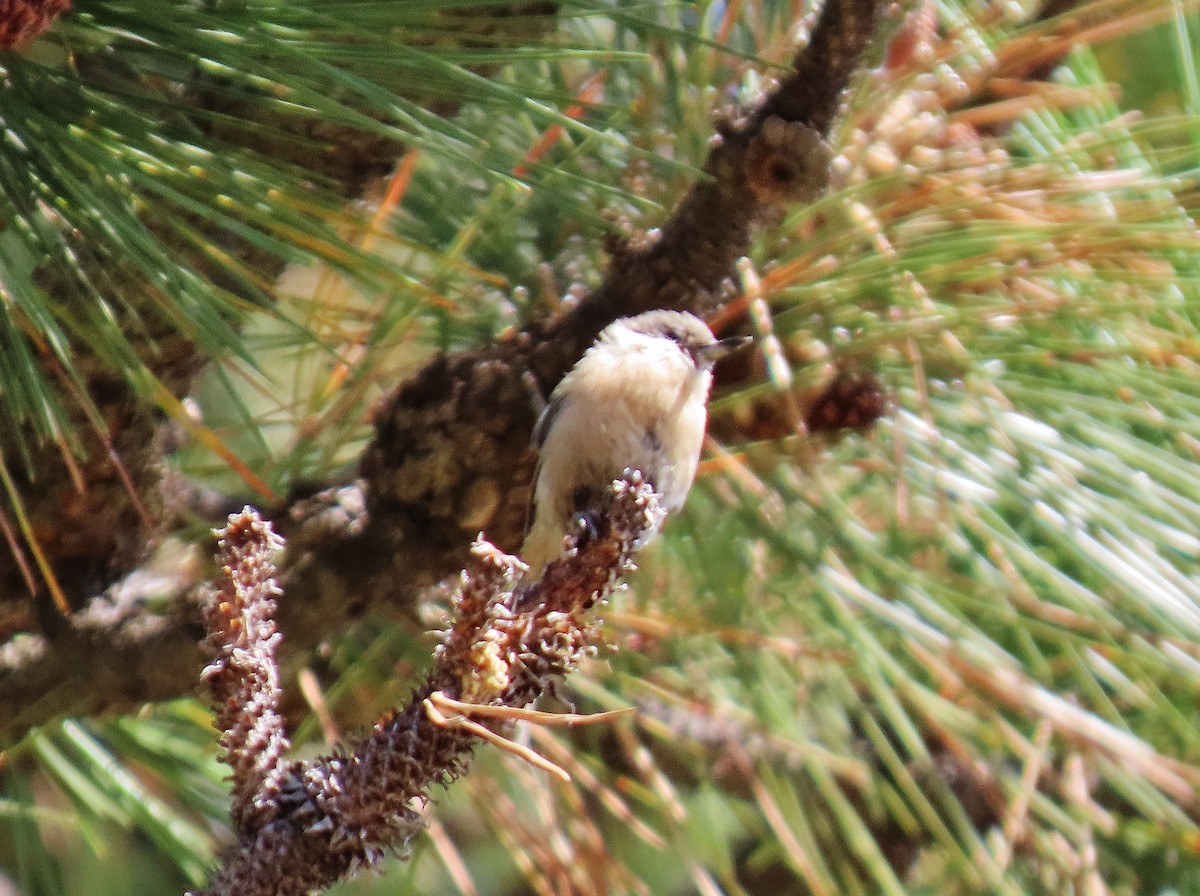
[356,0,886,669]
[0,0,558,638]
[194,475,663,896]
[0,0,888,744]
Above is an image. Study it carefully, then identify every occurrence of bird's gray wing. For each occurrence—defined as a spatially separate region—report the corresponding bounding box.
[532,393,564,451]
[524,393,565,539]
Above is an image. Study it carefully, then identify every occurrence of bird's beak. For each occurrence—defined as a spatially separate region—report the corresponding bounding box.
[694,334,752,365]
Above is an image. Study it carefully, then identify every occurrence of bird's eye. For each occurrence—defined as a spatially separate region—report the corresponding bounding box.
[663,328,684,344]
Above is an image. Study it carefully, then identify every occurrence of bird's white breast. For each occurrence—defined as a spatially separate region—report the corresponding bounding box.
[534,335,710,520]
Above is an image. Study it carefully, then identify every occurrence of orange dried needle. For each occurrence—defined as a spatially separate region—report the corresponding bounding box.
[322,149,422,397]
[513,71,607,178]
[0,450,70,614]
[152,381,276,500]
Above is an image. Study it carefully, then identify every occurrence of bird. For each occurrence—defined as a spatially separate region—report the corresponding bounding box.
[521,309,748,578]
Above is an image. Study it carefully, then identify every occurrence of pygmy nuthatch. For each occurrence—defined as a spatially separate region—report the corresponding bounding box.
[522,309,748,577]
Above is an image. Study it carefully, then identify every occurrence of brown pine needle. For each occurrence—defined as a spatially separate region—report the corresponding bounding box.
[472,781,560,896]
[427,690,634,727]
[43,355,152,528]
[0,450,70,614]
[994,719,1052,871]
[613,722,688,823]
[529,727,668,850]
[736,746,837,896]
[153,381,276,500]
[425,815,479,896]
[0,502,36,597]
[297,667,339,747]
[424,697,571,782]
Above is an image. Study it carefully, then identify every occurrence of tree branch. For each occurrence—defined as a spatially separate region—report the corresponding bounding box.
[193,476,663,896]
[0,0,887,744]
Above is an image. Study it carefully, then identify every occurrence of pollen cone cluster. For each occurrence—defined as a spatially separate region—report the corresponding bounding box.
[195,475,665,896]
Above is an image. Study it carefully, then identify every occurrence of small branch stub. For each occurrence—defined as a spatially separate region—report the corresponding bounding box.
[744,116,833,205]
